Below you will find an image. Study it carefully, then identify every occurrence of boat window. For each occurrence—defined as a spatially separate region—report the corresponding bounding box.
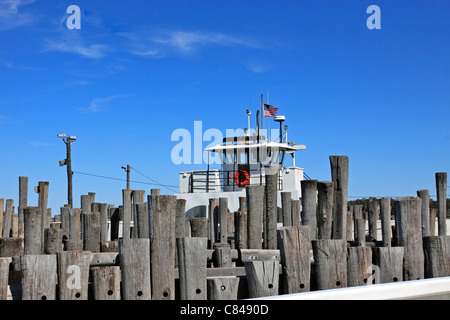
[271,149,279,164]
[250,147,268,164]
[279,150,286,164]
[222,150,236,164]
[237,149,248,164]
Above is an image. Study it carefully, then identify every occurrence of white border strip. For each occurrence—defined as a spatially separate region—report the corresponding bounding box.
[250,277,450,300]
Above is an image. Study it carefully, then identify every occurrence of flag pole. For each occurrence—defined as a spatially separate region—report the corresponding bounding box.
[260,94,264,136]
[267,90,270,141]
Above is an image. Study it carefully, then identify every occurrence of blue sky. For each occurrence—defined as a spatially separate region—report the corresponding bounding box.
[0,0,449,212]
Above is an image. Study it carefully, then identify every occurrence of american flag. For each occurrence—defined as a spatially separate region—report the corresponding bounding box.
[264,104,279,117]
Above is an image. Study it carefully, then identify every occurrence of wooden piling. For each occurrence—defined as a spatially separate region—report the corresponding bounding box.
[24,207,42,255]
[380,198,392,247]
[317,181,334,240]
[312,239,348,290]
[207,276,240,300]
[0,257,11,300]
[373,247,404,284]
[246,186,264,249]
[57,251,91,300]
[219,198,229,244]
[83,211,100,252]
[265,173,278,249]
[190,217,209,238]
[435,172,447,236]
[347,246,372,287]
[244,260,279,298]
[423,236,450,278]
[38,182,49,248]
[2,200,13,238]
[0,199,3,238]
[291,200,301,226]
[122,189,132,241]
[368,198,379,241]
[395,196,424,280]
[90,266,121,300]
[149,194,176,300]
[18,176,28,238]
[21,254,57,300]
[234,211,247,251]
[44,224,63,254]
[213,243,232,268]
[329,155,349,240]
[0,238,23,257]
[277,226,311,293]
[134,202,149,239]
[119,238,151,300]
[301,180,318,240]
[98,203,109,242]
[177,237,208,300]
[208,198,218,246]
[281,192,292,227]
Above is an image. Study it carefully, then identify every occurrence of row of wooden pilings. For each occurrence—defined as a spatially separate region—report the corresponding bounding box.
[0,156,448,300]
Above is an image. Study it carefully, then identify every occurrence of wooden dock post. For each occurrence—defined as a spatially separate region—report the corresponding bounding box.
[244,260,279,298]
[291,199,301,226]
[423,236,450,278]
[90,266,121,300]
[347,245,372,287]
[83,211,100,252]
[373,247,404,284]
[281,191,292,227]
[234,211,247,251]
[37,182,49,249]
[122,189,132,241]
[207,276,240,300]
[119,238,151,300]
[0,238,23,257]
[177,237,208,300]
[98,203,109,242]
[435,172,447,236]
[312,239,348,290]
[149,194,176,300]
[246,186,264,249]
[134,202,149,239]
[57,251,91,300]
[301,180,318,240]
[18,176,28,238]
[2,199,13,238]
[208,198,218,246]
[368,198,379,241]
[44,224,63,254]
[0,257,11,300]
[24,207,42,255]
[265,173,278,249]
[219,198,229,244]
[317,181,334,240]
[395,196,424,280]
[380,198,392,247]
[277,226,311,293]
[21,254,57,300]
[190,217,209,238]
[329,155,349,240]
[417,190,430,237]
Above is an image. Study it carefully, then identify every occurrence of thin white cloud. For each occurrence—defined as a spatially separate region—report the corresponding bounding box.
[151,29,262,53]
[81,94,134,113]
[0,0,36,30]
[43,38,110,59]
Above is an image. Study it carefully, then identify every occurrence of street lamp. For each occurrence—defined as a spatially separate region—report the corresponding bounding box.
[121,165,130,190]
[58,134,76,208]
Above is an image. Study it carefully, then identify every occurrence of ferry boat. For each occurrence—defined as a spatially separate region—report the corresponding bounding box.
[175,106,308,221]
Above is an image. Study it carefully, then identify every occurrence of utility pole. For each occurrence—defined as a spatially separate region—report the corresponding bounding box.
[58,134,76,208]
[122,165,130,189]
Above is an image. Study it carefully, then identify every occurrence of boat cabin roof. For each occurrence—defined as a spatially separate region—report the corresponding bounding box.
[204,140,306,153]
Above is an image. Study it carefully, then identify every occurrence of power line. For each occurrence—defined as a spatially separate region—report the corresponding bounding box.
[73,170,178,190]
[129,166,178,193]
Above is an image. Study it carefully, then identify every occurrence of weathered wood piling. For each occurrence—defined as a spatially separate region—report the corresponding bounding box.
[0,165,448,300]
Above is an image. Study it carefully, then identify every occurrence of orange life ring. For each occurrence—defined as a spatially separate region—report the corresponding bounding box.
[234,170,250,187]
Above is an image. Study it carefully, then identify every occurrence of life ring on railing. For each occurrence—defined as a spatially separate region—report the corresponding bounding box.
[234,170,250,187]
